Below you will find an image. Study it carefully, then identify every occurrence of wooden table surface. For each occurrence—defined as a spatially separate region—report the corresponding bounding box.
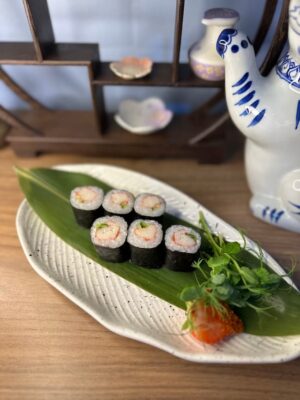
[1,146,300,400]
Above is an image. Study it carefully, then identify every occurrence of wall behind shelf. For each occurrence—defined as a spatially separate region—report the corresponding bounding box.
[0,0,278,112]
[0,65,93,111]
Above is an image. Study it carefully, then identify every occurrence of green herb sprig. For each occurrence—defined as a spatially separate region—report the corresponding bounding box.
[181,212,292,317]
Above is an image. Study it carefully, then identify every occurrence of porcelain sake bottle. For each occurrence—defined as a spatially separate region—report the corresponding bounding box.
[216,0,300,233]
[189,8,239,81]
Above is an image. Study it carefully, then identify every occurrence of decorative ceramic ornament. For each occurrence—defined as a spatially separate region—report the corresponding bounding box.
[189,8,239,81]
[115,97,173,134]
[110,57,153,80]
[216,0,300,233]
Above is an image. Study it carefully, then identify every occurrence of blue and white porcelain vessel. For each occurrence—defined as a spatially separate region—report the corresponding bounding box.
[216,0,300,233]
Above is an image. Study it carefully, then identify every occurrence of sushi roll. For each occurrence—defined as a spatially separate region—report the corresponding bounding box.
[91,216,128,263]
[127,219,164,268]
[164,225,201,272]
[70,186,104,228]
[102,189,135,222]
[134,193,166,223]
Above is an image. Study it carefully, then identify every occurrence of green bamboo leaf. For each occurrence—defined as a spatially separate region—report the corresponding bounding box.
[15,166,300,336]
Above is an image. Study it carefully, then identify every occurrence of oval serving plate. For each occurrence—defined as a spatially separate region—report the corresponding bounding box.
[16,164,300,364]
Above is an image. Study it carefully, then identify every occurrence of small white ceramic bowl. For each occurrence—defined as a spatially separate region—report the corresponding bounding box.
[110,57,153,80]
[114,97,173,135]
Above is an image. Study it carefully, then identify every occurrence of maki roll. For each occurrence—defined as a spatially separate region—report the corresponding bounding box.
[102,189,135,223]
[164,225,201,272]
[91,216,128,263]
[127,219,163,268]
[70,186,104,228]
[134,193,166,223]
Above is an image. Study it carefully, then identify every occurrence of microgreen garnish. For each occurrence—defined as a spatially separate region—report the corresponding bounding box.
[181,212,293,324]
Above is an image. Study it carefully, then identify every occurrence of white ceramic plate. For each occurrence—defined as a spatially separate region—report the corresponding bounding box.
[16,164,300,364]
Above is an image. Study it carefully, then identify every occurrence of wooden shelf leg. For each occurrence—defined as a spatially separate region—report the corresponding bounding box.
[88,63,107,135]
[0,106,42,136]
[12,143,39,158]
[172,0,185,83]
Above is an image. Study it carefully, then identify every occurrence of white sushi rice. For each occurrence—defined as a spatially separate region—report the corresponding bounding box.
[165,225,201,254]
[91,216,127,249]
[134,193,166,218]
[127,219,163,249]
[70,186,104,211]
[103,189,134,214]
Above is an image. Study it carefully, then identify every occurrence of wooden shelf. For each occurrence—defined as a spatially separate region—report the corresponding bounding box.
[177,64,223,87]
[3,0,281,161]
[92,62,224,88]
[0,44,223,88]
[0,42,99,66]
[44,43,99,65]
[7,110,238,161]
[0,42,38,64]
[93,62,172,86]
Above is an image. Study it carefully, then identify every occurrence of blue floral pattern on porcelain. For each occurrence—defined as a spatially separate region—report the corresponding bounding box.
[276,52,300,88]
[289,3,300,35]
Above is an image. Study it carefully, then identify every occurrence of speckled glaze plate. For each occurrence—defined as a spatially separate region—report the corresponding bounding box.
[16,164,300,364]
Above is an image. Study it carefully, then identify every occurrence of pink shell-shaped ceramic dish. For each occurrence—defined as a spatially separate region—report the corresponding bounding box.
[115,97,173,134]
[110,57,153,80]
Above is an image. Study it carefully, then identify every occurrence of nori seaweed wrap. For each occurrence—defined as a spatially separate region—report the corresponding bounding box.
[90,216,128,263]
[127,219,164,268]
[70,186,104,228]
[134,193,166,223]
[164,225,201,272]
[102,189,135,223]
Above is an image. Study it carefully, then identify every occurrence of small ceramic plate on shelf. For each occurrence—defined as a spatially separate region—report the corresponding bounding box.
[16,164,300,364]
[110,57,153,80]
[115,97,173,134]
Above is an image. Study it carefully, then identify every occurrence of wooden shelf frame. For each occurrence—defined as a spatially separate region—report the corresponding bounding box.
[0,42,100,66]
[8,110,236,161]
[2,0,288,161]
[92,62,224,88]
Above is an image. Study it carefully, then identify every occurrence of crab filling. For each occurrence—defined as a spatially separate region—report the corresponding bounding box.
[141,195,162,210]
[172,229,197,248]
[96,221,120,241]
[134,222,157,241]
